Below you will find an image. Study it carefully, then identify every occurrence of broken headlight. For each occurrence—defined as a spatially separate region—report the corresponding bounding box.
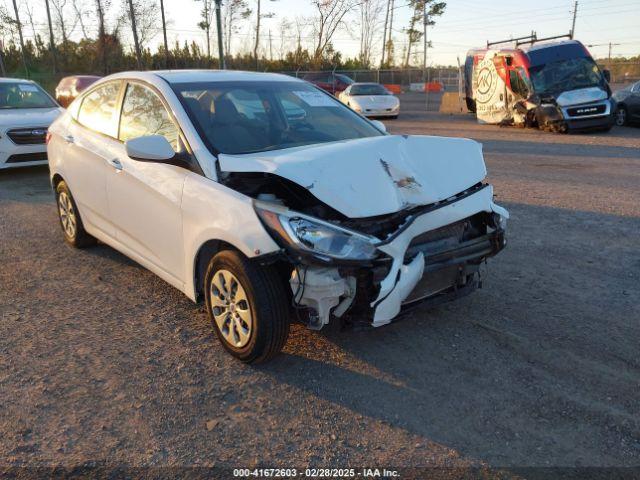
[255,203,378,261]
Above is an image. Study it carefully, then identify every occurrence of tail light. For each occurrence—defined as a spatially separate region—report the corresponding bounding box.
[45,132,52,144]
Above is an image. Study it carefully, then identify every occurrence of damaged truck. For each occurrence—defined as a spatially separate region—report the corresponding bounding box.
[48,71,508,363]
[464,35,615,132]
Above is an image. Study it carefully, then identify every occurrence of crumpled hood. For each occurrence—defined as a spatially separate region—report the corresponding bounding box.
[219,135,487,218]
[0,107,63,130]
[556,87,607,107]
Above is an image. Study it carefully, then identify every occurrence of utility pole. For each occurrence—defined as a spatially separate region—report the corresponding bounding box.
[254,0,261,70]
[0,40,6,77]
[608,42,620,71]
[214,0,225,69]
[387,0,395,64]
[570,1,578,39]
[11,0,29,77]
[128,0,142,69]
[160,0,169,68]
[380,0,390,66]
[268,29,273,61]
[423,5,428,82]
[44,0,58,74]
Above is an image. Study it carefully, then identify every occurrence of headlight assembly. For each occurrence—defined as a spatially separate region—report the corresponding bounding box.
[255,203,378,261]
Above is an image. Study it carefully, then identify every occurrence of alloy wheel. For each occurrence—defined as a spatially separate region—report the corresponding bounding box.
[615,108,627,126]
[210,269,253,348]
[58,191,77,239]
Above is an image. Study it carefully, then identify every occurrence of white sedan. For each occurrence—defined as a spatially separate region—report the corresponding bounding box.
[47,70,507,363]
[338,83,400,118]
[1,78,63,169]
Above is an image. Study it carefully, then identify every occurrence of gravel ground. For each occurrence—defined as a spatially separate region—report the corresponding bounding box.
[1,99,639,477]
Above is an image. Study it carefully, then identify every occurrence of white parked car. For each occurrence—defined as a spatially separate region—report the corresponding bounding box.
[338,83,400,118]
[1,78,63,169]
[47,70,508,363]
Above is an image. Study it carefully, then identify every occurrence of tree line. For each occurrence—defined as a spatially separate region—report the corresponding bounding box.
[0,0,451,84]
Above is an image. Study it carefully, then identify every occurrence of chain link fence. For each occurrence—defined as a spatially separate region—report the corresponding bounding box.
[282,68,463,92]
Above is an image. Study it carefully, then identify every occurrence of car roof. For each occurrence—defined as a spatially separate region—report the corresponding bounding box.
[0,77,35,84]
[103,69,304,85]
[351,82,383,86]
[520,39,582,53]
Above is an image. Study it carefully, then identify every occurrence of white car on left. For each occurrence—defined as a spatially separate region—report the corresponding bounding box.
[1,78,63,169]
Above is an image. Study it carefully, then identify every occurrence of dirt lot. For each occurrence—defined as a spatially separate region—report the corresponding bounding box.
[1,98,639,477]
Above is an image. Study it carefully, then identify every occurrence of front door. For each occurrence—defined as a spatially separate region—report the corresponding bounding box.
[106,82,187,285]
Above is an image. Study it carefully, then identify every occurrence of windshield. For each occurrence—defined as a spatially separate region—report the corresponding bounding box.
[529,57,605,96]
[173,81,383,155]
[350,84,389,96]
[0,82,57,109]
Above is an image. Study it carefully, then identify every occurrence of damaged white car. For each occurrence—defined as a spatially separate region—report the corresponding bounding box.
[47,71,508,363]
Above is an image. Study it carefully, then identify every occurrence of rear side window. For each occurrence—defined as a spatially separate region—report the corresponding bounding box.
[118,83,179,151]
[78,82,121,137]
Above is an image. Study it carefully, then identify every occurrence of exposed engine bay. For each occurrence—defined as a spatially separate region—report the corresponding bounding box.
[217,134,509,329]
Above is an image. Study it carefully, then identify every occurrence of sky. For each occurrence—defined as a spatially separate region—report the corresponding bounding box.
[159,0,640,65]
[3,0,640,66]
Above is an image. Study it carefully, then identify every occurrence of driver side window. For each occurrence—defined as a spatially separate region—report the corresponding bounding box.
[119,83,179,151]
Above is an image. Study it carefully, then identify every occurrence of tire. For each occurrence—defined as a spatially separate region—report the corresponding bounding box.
[389,115,399,120]
[615,106,628,127]
[204,250,290,363]
[55,180,97,248]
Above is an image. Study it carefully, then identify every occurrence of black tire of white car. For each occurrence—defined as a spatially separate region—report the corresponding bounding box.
[204,250,290,363]
[615,106,628,126]
[55,181,97,248]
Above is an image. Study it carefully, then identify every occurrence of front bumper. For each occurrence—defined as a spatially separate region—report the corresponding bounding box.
[370,184,507,325]
[362,108,400,117]
[353,105,400,117]
[288,184,508,328]
[0,133,48,169]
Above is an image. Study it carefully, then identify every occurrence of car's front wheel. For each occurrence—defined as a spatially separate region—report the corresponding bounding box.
[55,181,96,248]
[204,250,290,363]
[615,106,628,126]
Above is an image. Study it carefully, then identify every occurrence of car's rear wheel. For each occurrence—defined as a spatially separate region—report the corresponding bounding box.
[55,181,96,248]
[615,106,628,126]
[204,250,289,363]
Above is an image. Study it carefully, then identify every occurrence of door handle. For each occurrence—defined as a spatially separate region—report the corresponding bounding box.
[64,135,74,144]
[107,158,123,171]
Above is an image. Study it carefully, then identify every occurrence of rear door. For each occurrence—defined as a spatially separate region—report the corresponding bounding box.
[106,81,190,284]
[63,80,123,238]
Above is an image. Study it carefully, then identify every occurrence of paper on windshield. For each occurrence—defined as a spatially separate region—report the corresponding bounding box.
[18,84,39,92]
[293,91,338,107]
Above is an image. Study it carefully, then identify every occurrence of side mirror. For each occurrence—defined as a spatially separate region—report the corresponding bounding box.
[126,135,176,162]
[603,69,611,83]
[371,119,387,133]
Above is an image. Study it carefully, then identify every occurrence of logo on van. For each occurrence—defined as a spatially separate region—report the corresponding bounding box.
[477,68,493,96]
[474,57,499,106]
